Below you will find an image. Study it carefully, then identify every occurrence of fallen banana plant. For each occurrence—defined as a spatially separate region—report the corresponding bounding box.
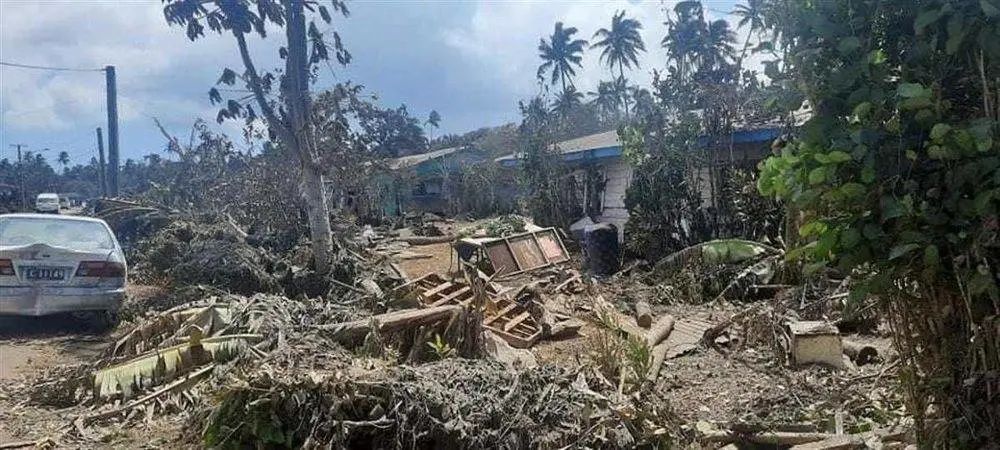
[646,239,779,282]
[110,304,232,358]
[644,239,786,302]
[95,332,260,399]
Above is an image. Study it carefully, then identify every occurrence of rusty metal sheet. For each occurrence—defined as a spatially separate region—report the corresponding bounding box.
[535,230,569,263]
[485,242,518,275]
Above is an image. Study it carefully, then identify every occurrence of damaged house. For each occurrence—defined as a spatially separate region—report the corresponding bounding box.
[496,125,785,241]
[379,145,486,217]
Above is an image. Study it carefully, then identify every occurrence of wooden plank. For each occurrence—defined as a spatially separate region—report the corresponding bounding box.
[504,312,532,332]
[430,286,470,306]
[502,237,524,271]
[391,272,434,293]
[422,281,454,299]
[485,303,518,326]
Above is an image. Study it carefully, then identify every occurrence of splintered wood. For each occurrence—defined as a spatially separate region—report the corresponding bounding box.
[394,273,542,348]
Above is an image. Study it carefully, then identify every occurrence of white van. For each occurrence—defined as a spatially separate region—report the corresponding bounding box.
[35,193,60,213]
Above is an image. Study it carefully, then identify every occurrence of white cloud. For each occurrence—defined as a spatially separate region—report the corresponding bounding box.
[442,0,676,100]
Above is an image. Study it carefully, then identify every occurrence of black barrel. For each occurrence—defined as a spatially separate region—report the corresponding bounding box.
[584,223,620,276]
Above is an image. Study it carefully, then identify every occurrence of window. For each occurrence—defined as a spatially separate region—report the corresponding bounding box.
[0,217,115,251]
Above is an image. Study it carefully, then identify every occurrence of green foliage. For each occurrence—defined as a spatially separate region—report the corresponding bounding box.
[483,214,526,237]
[755,0,1000,444]
[426,333,454,360]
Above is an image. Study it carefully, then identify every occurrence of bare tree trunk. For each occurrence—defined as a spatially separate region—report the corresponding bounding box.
[285,0,334,274]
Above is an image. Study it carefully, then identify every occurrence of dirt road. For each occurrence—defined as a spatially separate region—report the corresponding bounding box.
[0,315,110,444]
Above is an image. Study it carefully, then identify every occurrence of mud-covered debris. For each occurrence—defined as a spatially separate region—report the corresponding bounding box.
[203,358,678,449]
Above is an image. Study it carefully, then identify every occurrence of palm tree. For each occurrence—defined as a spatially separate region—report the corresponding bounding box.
[551,86,584,116]
[661,1,704,81]
[57,151,70,173]
[589,80,621,120]
[592,11,645,81]
[592,11,645,117]
[701,19,736,71]
[661,1,736,80]
[425,110,441,139]
[537,22,588,94]
[732,0,765,81]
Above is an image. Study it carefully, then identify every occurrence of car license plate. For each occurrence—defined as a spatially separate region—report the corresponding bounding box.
[22,266,67,281]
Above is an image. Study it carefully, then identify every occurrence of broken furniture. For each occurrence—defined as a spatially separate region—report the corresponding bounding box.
[454,227,570,277]
[393,273,542,348]
[787,321,844,369]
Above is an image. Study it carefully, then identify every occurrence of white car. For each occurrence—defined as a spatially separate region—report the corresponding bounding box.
[35,193,60,213]
[0,214,126,329]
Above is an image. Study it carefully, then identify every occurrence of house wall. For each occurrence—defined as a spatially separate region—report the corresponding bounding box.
[596,158,631,236]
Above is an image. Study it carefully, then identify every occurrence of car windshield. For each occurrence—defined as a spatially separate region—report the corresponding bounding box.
[0,217,115,251]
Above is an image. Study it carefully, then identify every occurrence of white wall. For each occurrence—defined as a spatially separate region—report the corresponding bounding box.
[596,158,632,241]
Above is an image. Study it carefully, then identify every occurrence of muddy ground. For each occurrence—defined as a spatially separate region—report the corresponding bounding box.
[0,285,187,448]
[0,233,906,448]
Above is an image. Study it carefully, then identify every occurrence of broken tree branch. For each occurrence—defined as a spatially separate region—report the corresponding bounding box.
[318,305,461,345]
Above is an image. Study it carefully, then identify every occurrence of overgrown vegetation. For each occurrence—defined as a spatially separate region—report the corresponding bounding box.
[756,0,1000,445]
[621,1,785,261]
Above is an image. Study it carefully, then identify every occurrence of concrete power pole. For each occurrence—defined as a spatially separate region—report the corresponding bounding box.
[10,144,26,210]
[96,127,107,197]
[104,65,120,197]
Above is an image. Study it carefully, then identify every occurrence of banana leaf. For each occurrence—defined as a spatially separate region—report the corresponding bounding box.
[95,333,259,399]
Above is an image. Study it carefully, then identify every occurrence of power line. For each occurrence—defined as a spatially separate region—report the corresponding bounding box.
[0,61,104,73]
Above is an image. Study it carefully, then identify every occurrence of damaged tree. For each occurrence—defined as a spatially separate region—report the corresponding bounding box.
[164,0,352,275]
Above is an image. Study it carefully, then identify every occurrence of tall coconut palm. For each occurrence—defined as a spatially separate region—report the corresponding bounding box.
[701,19,736,71]
[589,80,621,120]
[732,0,765,81]
[591,11,645,81]
[661,1,705,81]
[661,1,736,80]
[592,11,645,117]
[537,22,588,94]
[551,85,584,117]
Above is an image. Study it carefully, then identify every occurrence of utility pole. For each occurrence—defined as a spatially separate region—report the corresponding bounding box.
[9,144,26,210]
[104,65,120,197]
[96,127,107,197]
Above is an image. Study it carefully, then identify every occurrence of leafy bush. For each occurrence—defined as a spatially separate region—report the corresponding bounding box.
[756,0,1000,445]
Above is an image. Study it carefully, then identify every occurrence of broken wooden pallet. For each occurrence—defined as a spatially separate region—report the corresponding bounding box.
[394,273,542,348]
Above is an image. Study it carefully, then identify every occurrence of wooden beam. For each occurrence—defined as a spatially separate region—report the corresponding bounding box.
[504,312,532,332]
[485,303,518,326]
[431,286,470,306]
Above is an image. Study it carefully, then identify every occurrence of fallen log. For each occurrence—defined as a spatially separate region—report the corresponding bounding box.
[647,341,670,381]
[318,305,461,345]
[842,340,878,365]
[646,315,676,347]
[789,435,865,450]
[702,430,836,446]
[592,295,646,342]
[398,235,456,245]
[635,301,652,328]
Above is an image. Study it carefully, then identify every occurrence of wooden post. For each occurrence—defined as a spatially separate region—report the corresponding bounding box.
[96,127,107,197]
[635,301,653,328]
[104,65,120,197]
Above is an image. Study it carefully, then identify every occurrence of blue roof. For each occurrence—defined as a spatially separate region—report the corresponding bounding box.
[496,127,781,168]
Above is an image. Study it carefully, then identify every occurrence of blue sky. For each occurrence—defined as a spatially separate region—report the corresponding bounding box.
[1,0,743,166]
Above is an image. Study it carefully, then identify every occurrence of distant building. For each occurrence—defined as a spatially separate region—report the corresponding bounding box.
[495,125,784,240]
[381,145,488,216]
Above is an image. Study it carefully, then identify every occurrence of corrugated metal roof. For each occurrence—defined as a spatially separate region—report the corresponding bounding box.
[495,130,619,163]
[552,130,620,154]
[389,146,465,170]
